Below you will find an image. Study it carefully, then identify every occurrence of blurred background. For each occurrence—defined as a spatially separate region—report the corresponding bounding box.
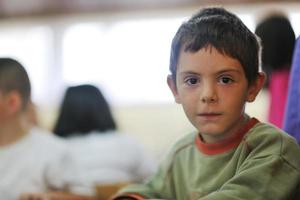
[1,0,299,160]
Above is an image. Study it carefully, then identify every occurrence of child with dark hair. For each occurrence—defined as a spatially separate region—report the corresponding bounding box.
[255,13,296,128]
[113,7,300,200]
[52,84,156,195]
[54,84,117,136]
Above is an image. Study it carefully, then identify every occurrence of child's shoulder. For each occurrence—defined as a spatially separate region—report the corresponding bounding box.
[246,121,298,147]
[169,132,197,155]
[245,121,300,169]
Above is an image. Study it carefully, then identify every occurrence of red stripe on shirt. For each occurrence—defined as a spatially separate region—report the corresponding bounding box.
[195,118,259,155]
[111,193,146,200]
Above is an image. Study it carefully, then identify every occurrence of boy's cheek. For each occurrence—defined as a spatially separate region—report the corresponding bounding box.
[175,96,182,104]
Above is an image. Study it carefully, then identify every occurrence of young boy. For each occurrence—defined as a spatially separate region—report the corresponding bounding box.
[113,7,300,200]
[0,58,93,200]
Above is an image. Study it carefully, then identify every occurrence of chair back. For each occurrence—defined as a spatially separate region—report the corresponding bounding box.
[95,182,129,200]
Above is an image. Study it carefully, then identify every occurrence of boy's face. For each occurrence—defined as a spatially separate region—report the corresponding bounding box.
[0,90,23,125]
[0,91,10,125]
[168,46,264,143]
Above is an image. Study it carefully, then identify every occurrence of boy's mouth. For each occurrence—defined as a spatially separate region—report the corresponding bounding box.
[198,112,222,120]
[198,112,222,115]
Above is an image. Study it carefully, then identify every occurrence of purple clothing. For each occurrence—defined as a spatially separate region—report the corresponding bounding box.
[283,37,300,143]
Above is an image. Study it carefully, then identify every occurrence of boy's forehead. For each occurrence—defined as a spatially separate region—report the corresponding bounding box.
[177,46,244,75]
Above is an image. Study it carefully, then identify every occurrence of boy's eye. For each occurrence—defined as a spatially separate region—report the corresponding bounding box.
[219,76,233,84]
[185,77,199,85]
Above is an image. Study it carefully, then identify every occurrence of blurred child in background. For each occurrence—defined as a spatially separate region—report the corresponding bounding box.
[255,13,296,128]
[53,84,157,195]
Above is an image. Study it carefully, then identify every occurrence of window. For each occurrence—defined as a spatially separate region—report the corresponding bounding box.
[0,25,53,104]
[62,18,184,105]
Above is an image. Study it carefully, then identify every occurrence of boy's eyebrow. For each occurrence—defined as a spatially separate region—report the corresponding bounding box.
[178,71,199,76]
[178,68,243,76]
[216,69,243,75]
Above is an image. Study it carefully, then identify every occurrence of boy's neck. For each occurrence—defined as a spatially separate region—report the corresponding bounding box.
[0,115,30,146]
[200,114,250,144]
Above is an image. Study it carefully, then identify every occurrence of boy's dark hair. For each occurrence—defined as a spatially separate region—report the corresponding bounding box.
[53,84,117,137]
[255,14,295,87]
[170,7,261,85]
[0,58,31,110]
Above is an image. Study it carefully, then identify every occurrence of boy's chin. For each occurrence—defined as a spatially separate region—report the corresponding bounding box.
[197,124,224,135]
[197,126,229,143]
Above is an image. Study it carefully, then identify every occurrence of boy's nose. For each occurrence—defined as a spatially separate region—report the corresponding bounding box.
[200,82,218,103]
[201,96,217,103]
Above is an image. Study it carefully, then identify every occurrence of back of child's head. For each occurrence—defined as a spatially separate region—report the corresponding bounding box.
[255,14,295,71]
[53,84,117,138]
[0,58,31,110]
[170,7,260,85]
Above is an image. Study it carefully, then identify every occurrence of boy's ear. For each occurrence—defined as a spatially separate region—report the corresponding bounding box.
[246,72,266,102]
[167,75,181,104]
[5,91,23,115]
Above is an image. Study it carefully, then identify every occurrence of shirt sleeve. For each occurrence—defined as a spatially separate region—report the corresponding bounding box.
[112,145,177,200]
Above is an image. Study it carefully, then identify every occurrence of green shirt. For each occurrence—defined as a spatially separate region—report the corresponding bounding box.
[115,118,300,200]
